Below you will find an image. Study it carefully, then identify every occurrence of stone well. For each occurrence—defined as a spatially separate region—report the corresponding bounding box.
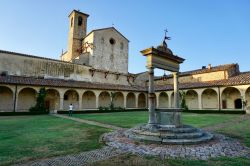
[124,32,213,145]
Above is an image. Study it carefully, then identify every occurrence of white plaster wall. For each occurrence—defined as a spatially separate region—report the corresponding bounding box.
[82,91,96,109]
[63,90,79,110]
[154,71,227,85]
[17,88,36,112]
[0,52,91,81]
[185,90,198,109]
[90,29,128,74]
[245,87,250,113]
[0,86,13,111]
[221,87,241,109]
[126,93,135,108]
[158,92,168,108]
[45,89,60,111]
[113,92,124,107]
[192,71,226,82]
[138,93,146,108]
[202,89,218,109]
[99,92,111,107]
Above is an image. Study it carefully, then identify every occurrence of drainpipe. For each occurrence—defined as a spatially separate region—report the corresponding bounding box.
[13,84,17,112]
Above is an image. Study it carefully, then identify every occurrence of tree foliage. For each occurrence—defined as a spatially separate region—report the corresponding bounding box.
[29,87,48,113]
[180,91,189,111]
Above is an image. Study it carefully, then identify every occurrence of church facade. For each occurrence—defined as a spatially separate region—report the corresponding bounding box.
[0,10,249,113]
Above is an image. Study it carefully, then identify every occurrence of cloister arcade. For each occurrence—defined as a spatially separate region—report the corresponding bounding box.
[0,84,249,112]
[0,85,147,112]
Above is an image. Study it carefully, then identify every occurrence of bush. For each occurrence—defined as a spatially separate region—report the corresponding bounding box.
[29,87,48,113]
[183,109,246,114]
[180,91,188,111]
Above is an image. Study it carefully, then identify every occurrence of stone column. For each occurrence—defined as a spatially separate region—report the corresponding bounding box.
[124,98,127,108]
[123,92,128,108]
[241,94,246,110]
[167,92,172,108]
[173,72,182,127]
[135,93,139,108]
[198,92,202,110]
[148,67,156,125]
[79,95,82,110]
[60,97,64,110]
[13,86,18,112]
[155,93,159,108]
[173,72,179,108]
[96,96,99,108]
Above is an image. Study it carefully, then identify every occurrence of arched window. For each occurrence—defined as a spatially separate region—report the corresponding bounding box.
[78,16,82,26]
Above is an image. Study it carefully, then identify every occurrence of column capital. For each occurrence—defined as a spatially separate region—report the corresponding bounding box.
[172,71,179,75]
[147,66,154,73]
[147,66,154,69]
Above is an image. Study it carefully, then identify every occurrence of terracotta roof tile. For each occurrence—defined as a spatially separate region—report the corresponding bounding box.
[0,76,146,92]
[1,72,250,92]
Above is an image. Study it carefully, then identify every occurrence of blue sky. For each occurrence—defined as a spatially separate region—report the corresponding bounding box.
[0,0,249,76]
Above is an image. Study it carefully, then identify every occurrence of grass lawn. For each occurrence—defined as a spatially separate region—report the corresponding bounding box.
[216,118,250,147]
[0,115,110,166]
[1,112,249,166]
[75,111,237,128]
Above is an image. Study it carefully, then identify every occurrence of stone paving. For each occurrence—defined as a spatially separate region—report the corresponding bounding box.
[14,146,125,166]
[102,129,250,160]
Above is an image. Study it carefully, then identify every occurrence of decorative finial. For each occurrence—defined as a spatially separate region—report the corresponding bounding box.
[112,23,114,27]
[163,28,171,48]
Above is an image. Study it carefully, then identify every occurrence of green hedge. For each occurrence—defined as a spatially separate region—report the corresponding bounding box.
[0,111,49,116]
[1,109,245,115]
[183,109,246,114]
[57,108,148,114]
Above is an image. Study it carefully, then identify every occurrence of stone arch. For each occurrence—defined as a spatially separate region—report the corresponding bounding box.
[82,91,96,109]
[126,92,136,108]
[63,89,79,110]
[185,90,198,109]
[99,91,111,107]
[17,87,37,112]
[222,87,241,109]
[202,88,218,109]
[138,93,146,108]
[45,89,60,111]
[245,86,250,111]
[113,92,124,108]
[158,92,168,108]
[0,86,13,112]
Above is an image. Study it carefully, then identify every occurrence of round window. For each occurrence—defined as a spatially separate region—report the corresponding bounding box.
[109,38,115,45]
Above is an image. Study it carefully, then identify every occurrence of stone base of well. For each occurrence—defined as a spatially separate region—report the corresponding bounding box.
[129,109,213,145]
[124,124,213,145]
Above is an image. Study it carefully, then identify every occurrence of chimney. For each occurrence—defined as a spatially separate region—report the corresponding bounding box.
[208,64,212,69]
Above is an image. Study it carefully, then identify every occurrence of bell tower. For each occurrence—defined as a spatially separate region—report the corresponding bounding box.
[61,10,89,62]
